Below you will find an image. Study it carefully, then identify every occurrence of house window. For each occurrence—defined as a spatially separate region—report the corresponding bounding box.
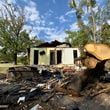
[34,50,38,65]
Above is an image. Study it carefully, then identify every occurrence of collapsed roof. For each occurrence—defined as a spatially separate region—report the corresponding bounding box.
[37,40,71,47]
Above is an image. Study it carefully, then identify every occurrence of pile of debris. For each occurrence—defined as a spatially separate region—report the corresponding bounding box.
[0,65,81,110]
[0,63,110,110]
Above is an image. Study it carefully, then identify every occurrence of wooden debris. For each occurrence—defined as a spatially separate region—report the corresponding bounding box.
[0,64,110,110]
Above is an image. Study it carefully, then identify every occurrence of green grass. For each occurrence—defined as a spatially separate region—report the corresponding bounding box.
[0,63,23,74]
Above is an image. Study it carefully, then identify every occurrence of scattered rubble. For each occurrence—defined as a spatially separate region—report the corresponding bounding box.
[0,64,110,110]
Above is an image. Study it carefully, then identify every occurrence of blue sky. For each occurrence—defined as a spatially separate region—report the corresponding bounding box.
[0,0,106,42]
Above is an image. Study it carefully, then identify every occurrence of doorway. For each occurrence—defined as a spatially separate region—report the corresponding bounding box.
[50,50,62,65]
[50,51,55,65]
[57,50,62,64]
[73,50,78,59]
[34,50,38,65]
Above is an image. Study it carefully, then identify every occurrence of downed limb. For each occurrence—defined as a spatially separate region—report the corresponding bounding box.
[91,87,110,97]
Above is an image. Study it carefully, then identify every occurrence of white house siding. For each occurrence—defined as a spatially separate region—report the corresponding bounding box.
[62,48,73,64]
[30,48,35,65]
[30,47,80,65]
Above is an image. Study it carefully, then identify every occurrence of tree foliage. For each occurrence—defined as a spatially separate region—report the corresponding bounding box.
[69,0,98,42]
[66,0,110,47]
[0,1,43,64]
[100,23,110,44]
[65,30,91,47]
[0,2,31,64]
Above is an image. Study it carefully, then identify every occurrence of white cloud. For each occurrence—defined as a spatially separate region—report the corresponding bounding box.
[0,0,68,42]
[48,31,66,42]
[6,0,16,4]
[44,28,67,42]
[24,1,40,22]
[59,15,67,23]
[69,22,79,31]
[44,11,53,19]
[49,22,54,25]
[23,25,40,38]
[26,25,67,42]
[69,20,89,31]
[22,0,42,38]
[22,1,58,40]
[36,27,55,32]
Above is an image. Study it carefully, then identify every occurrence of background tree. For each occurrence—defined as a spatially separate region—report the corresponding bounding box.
[70,0,97,42]
[65,30,91,47]
[100,23,110,44]
[66,0,110,47]
[0,1,31,64]
[96,0,110,43]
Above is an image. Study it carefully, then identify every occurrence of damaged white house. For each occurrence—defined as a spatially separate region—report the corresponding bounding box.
[30,40,80,65]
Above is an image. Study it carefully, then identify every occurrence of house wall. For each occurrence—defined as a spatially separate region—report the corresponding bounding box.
[61,48,80,64]
[62,48,74,64]
[30,47,80,65]
[30,48,49,65]
[30,48,35,65]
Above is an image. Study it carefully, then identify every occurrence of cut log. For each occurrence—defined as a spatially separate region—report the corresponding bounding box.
[83,57,98,69]
[84,43,110,61]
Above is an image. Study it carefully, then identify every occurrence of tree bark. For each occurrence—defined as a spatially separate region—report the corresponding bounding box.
[13,53,17,65]
[90,7,96,43]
